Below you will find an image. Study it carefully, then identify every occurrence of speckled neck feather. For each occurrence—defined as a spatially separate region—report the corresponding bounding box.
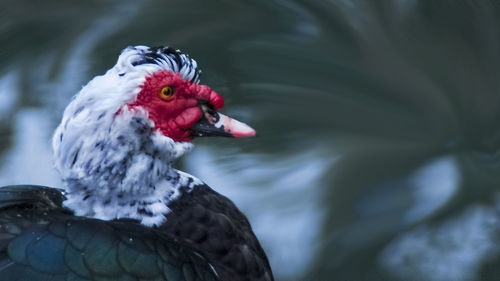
[52,46,203,226]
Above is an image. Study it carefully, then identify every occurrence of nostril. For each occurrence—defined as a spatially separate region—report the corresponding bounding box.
[197,99,215,111]
[201,105,217,124]
[205,106,216,116]
[197,100,219,125]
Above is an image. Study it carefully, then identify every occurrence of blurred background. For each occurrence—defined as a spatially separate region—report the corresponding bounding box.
[2,0,500,280]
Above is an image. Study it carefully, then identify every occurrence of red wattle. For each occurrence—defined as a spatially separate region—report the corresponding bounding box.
[175,107,202,129]
[126,70,225,142]
[209,91,224,109]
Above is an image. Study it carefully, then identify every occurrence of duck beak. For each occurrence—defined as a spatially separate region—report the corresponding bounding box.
[190,103,256,138]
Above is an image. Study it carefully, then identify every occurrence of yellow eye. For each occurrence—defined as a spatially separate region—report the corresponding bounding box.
[160,86,175,100]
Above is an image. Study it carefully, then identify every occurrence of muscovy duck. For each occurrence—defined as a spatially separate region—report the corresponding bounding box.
[0,46,273,281]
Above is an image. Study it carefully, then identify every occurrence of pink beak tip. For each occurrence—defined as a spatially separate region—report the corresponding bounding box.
[232,128,256,138]
[219,113,256,138]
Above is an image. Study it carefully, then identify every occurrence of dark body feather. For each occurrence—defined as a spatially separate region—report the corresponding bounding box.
[162,186,274,281]
[0,185,273,281]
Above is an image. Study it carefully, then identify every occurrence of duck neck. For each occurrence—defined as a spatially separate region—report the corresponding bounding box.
[53,109,201,226]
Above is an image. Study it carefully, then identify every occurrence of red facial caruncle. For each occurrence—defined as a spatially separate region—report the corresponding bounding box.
[128,70,224,142]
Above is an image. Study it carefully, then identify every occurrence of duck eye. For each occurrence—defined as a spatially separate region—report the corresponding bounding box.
[160,86,175,100]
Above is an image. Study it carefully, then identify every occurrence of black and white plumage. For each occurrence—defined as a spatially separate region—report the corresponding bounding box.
[0,46,272,281]
[52,46,199,226]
